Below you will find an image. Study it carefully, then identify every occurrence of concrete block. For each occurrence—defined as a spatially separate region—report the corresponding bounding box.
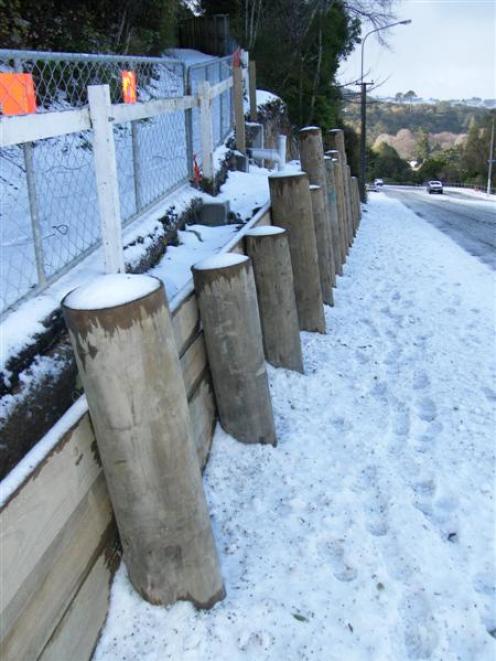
[198,200,231,227]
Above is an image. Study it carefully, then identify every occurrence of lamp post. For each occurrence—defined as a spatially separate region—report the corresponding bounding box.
[358,19,412,202]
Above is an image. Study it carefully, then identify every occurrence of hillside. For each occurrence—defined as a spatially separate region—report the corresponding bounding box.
[343,97,489,161]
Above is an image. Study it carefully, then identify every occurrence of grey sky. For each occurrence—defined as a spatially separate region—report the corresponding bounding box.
[338,0,496,100]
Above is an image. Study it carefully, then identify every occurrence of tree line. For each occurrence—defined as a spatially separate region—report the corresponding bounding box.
[367,112,495,188]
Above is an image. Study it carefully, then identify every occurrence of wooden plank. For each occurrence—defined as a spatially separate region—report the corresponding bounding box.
[111,95,197,124]
[180,332,208,399]
[87,85,124,274]
[189,375,217,469]
[1,474,113,660]
[39,533,119,661]
[209,77,233,99]
[199,81,214,180]
[171,291,200,357]
[0,414,99,613]
[0,108,91,148]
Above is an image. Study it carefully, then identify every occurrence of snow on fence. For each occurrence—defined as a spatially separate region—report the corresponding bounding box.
[0,203,271,661]
[0,49,236,317]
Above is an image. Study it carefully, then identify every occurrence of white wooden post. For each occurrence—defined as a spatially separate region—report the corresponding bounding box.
[198,81,215,182]
[88,85,125,273]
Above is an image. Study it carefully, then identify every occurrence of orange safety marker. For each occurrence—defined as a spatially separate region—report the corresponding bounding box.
[121,70,137,104]
[0,72,37,115]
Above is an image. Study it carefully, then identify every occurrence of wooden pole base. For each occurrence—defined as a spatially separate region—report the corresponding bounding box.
[245,226,304,373]
[192,254,277,446]
[268,172,325,333]
[298,127,337,287]
[327,151,349,258]
[309,185,335,305]
[63,274,225,609]
[323,155,344,276]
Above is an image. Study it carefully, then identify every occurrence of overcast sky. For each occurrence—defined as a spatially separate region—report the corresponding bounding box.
[338,0,496,100]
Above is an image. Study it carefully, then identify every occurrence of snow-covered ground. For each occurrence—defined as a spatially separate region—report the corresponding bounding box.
[94,193,496,661]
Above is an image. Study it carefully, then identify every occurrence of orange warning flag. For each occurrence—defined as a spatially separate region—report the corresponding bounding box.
[0,73,37,115]
[121,70,137,104]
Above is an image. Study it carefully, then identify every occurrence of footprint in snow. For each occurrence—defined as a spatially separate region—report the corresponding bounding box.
[416,420,444,448]
[482,387,496,403]
[412,371,430,391]
[413,483,459,542]
[399,591,439,659]
[320,538,357,583]
[393,407,411,437]
[416,398,437,422]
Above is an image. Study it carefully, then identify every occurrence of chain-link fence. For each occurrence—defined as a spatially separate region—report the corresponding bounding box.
[0,49,234,316]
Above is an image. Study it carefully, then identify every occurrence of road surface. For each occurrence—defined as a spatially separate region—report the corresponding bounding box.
[381,186,496,270]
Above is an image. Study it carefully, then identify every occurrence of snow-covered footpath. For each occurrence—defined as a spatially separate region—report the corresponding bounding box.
[94,194,496,661]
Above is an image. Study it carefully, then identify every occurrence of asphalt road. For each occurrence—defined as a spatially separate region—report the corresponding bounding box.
[382,186,496,270]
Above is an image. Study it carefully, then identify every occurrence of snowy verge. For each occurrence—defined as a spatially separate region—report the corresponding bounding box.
[0,164,270,378]
[95,195,496,661]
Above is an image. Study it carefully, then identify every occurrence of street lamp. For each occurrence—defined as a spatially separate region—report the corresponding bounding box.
[358,19,412,202]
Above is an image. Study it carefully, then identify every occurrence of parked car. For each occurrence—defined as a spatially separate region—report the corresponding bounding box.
[426,180,443,194]
[368,178,384,192]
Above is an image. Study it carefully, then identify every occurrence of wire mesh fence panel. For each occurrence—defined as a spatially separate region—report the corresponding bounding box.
[188,64,207,167]
[0,50,185,109]
[219,58,233,143]
[36,132,100,279]
[0,144,39,311]
[0,49,235,315]
[0,130,100,312]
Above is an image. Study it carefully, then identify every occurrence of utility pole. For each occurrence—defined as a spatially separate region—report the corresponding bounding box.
[487,116,495,196]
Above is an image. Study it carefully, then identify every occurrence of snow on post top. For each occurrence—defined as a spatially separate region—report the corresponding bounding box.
[63,274,161,311]
[300,126,320,132]
[193,253,249,271]
[245,226,286,237]
[309,185,321,191]
[268,171,305,179]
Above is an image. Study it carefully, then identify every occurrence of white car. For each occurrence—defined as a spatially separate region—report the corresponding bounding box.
[368,178,384,192]
[426,180,443,194]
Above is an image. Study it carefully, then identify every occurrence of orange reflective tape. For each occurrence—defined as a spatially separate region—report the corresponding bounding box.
[121,70,137,104]
[0,73,37,115]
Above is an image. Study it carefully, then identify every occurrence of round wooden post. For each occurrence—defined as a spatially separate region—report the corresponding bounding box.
[62,274,224,609]
[323,155,344,275]
[298,126,337,287]
[245,226,304,373]
[327,151,350,255]
[192,254,277,446]
[328,129,354,247]
[346,165,356,239]
[351,175,361,229]
[268,172,326,333]
[309,185,334,305]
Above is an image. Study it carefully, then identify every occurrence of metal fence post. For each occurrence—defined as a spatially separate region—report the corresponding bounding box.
[131,121,143,212]
[198,81,214,181]
[183,64,194,179]
[14,57,47,287]
[24,142,47,286]
[88,84,125,273]
[218,60,224,141]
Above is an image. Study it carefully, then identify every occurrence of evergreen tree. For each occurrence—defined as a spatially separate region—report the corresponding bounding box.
[0,0,184,54]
